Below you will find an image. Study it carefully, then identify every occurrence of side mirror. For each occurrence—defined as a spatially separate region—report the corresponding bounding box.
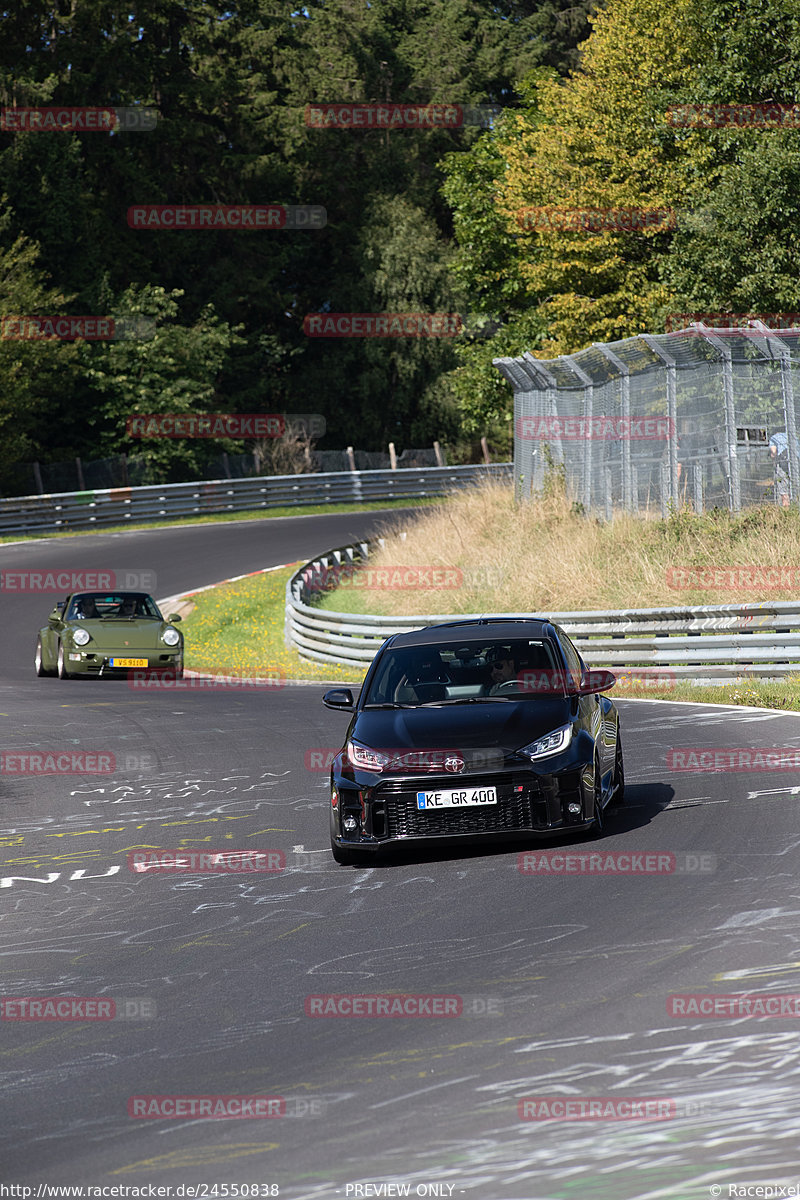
[167,613,182,623]
[49,602,66,623]
[323,688,355,711]
[578,669,616,695]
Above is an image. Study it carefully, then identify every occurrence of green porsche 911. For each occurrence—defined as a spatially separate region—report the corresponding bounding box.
[35,591,184,679]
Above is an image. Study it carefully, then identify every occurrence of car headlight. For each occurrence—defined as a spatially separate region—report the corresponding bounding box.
[518,724,572,761]
[162,627,180,646]
[72,628,90,646]
[346,740,391,772]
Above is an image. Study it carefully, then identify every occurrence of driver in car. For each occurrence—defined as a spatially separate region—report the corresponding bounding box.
[486,645,519,694]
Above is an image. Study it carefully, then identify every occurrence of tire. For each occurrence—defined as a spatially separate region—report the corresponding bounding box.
[35,637,54,677]
[330,838,366,866]
[610,732,625,807]
[585,764,604,839]
[57,642,73,680]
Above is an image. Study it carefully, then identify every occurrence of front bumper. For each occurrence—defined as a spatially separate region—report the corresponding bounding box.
[330,760,594,853]
[65,649,182,676]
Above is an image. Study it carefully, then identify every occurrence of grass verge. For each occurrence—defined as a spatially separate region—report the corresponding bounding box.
[180,564,367,686]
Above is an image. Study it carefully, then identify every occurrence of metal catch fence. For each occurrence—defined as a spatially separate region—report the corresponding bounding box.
[494,322,800,516]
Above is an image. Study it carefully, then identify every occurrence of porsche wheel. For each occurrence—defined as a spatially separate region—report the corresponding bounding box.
[57,642,73,680]
[35,637,55,677]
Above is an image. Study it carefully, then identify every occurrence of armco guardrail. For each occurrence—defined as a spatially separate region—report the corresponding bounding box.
[286,540,800,683]
[0,464,512,535]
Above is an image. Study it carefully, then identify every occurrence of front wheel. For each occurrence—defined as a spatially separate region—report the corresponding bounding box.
[35,637,54,677]
[610,732,625,807]
[330,838,367,866]
[57,642,73,680]
[585,766,604,839]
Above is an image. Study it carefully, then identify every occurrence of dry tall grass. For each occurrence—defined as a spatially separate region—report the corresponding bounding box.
[323,482,800,616]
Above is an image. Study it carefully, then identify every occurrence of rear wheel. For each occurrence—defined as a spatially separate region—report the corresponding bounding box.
[57,642,73,680]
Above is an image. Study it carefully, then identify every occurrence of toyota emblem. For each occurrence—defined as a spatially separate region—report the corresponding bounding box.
[444,755,465,773]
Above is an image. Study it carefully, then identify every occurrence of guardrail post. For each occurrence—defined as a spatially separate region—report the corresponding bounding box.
[433,441,444,467]
[389,442,397,470]
[75,457,85,490]
[346,446,356,472]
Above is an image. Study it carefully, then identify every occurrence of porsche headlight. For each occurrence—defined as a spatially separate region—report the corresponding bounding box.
[346,740,391,772]
[162,627,180,646]
[519,724,572,761]
[72,627,90,646]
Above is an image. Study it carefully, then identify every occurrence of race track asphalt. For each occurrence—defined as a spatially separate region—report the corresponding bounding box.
[2,508,800,1199]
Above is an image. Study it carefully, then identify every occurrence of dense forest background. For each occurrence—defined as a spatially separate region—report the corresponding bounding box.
[2,0,799,494]
[0,0,594,492]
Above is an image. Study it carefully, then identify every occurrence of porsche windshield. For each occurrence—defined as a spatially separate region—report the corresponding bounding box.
[67,593,162,620]
[363,638,564,706]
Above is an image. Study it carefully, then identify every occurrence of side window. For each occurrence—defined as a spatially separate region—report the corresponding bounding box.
[554,626,582,691]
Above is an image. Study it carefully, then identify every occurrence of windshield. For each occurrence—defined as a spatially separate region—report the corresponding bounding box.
[363,638,564,706]
[67,593,163,620]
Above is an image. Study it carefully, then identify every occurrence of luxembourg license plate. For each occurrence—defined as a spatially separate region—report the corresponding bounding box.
[416,786,497,810]
[109,657,148,668]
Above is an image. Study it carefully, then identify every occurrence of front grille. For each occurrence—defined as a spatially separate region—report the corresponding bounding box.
[378,774,546,839]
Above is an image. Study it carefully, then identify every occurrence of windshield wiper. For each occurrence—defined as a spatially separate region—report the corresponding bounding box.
[363,702,417,709]
[422,696,515,704]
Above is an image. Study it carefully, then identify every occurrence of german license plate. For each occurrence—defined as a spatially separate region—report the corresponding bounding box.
[110,657,148,668]
[416,786,497,810]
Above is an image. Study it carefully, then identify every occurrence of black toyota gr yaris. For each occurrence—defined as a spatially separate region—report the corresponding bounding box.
[323,618,624,864]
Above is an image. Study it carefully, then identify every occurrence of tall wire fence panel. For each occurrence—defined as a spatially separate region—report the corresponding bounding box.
[494,323,800,515]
